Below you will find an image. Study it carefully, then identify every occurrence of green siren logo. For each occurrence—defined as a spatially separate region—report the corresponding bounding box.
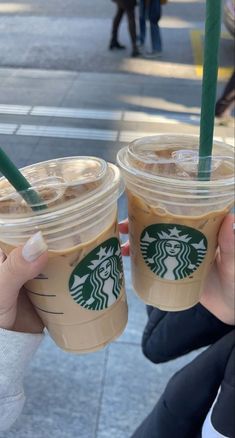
[140,224,208,281]
[69,238,123,311]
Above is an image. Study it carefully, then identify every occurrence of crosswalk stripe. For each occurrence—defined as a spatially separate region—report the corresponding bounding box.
[31,107,122,121]
[119,131,155,142]
[123,111,200,125]
[0,104,201,125]
[16,125,118,141]
[0,105,30,115]
[225,137,234,147]
[0,123,17,134]
[0,121,233,146]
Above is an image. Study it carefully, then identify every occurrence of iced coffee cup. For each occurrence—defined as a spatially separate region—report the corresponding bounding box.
[0,157,128,352]
[117,135,234,311]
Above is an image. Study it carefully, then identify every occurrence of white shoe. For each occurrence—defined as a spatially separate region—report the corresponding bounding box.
[144,51,162,59]
[215,115,234,127]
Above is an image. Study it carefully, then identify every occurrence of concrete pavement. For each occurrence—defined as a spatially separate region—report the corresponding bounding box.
[0,68,233,438]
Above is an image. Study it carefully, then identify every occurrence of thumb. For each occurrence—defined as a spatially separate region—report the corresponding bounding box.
[0,232,48,305]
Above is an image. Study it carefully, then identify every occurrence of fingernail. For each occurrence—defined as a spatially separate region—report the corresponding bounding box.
[121,241,129,247]
[22,231,48,262]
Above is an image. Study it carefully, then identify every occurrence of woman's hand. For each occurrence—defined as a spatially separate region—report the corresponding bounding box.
[119,215,235,325]
[0,232,48,333]
[200,214,234,325]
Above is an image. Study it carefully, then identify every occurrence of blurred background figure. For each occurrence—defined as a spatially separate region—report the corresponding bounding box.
[109,0,140,57]
[139,0,163,58]
[223,0,235,37]
[215,70,235,124]
[215,0,235,124]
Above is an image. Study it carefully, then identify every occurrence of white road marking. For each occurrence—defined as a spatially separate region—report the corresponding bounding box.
[0,120,233,146]
[0,104,30,115]
[16,125,118,141]
[31,107,122,120]
[0,105,233,145]
[123,111,200,125]
[119,131,156,142]
[0,104,201,125]
[0,123,18,134]
[225,137,234,147]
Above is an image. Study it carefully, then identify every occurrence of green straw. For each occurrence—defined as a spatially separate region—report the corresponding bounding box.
[0,148,47,211]
[198,0,222,180]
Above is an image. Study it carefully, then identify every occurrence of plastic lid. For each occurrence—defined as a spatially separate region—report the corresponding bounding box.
[117,135,234,185]
[0,157,123,217]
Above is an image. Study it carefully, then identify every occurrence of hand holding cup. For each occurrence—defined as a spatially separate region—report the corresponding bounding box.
[0,232,48,333]
[119,215,235,324]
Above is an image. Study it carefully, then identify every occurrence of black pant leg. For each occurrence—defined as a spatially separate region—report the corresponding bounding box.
[132,330,235,438]
[126,8,137,49]
[112,5,124,42]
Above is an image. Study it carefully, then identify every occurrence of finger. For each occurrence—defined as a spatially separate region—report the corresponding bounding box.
[218,214,234,259]
[0,249,6,264]
[121,241,130,256]
[119,219,129,234]
[0,232,48,304]
[217,214,234,278]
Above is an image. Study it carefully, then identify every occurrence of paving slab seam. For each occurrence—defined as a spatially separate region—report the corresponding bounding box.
[94,347,110,438]
[114,339,141,347]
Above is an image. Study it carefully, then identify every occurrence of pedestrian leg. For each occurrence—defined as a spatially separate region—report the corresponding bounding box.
[149,0,162,54]
[215,70,235,118]
[110,5,126,49]
[139,0,146,46]
[126,8,139,57]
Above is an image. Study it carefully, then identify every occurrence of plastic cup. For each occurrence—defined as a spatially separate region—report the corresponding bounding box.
[117,135,234,311]
[0,157,128,353]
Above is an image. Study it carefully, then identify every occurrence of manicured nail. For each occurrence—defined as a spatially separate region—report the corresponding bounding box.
[121,241,130,256]
[22,231,48,262]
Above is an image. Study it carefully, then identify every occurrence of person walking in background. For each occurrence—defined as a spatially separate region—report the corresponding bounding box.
[215,70,235,124]
[215,1,235,124]
[109,0,140,57]
[139,0,162,58]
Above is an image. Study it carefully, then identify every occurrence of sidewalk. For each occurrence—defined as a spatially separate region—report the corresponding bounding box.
[0,69,234,173]
[0,67,233,438]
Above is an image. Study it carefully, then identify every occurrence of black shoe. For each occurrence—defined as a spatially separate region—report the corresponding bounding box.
[109,40,126,50]
[131,48,141,57]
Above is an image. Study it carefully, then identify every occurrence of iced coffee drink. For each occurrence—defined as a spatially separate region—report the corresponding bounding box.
[0,157,128,352]
[117,135,234,311]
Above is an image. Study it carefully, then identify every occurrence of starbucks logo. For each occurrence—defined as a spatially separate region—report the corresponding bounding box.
[69,238,123,311]
[140,224,207,281]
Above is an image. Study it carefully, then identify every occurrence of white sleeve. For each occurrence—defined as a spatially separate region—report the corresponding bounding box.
[202,389,227,438]
[0,328,43,431]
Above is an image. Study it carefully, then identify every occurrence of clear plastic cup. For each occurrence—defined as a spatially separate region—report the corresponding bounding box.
[117,134,234,311]
[0,157,128,353]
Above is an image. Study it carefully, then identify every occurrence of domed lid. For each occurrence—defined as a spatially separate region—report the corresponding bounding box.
[0,156,123,219]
